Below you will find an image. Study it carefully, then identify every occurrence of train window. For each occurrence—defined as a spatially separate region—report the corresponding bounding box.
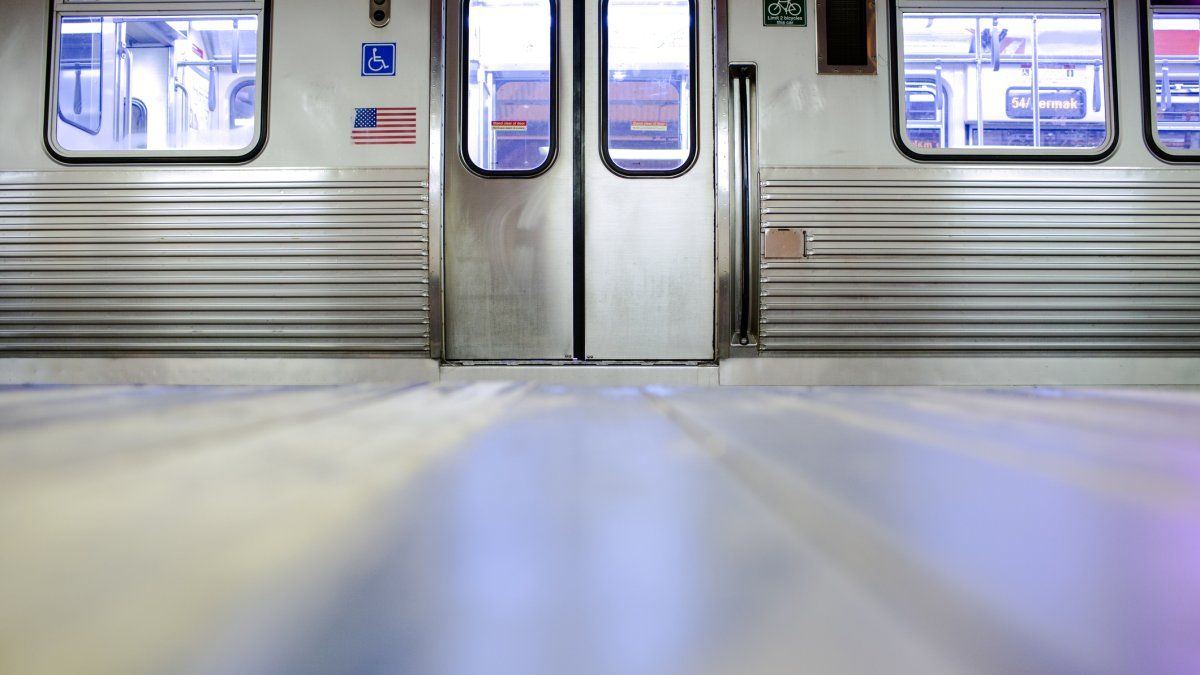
[1147,4,1200,157]
[893,3,1114,159]
[462,0,556,176]
[601,0,697,176]
[48,5,266,161]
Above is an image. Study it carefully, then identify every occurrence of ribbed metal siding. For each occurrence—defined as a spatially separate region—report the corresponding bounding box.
[759,167,1200,352]
[0,168,429,355]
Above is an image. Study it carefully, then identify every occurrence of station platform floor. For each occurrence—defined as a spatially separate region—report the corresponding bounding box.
[1,383,1198,675]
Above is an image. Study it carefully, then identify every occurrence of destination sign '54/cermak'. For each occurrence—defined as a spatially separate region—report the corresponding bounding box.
[1005,87,1088,120]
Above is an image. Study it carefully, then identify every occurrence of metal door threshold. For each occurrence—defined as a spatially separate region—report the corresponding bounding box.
[441,362,720,386]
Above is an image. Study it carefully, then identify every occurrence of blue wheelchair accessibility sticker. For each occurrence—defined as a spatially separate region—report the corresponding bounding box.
[362,43,396,77]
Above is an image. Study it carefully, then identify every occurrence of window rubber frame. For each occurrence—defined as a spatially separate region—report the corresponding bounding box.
[598,0,700,178]
[458,0,559,178]
[43,0,273,165]
[887,0,1120,163]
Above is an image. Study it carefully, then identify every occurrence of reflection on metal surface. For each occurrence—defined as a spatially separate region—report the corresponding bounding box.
[0,384,1198,675]
[584,0,716,359]
[445,0,715,361]
[0,168,431,355]
[714,0,734,356]
[728,63,760,348]
[759,166,1200,352]
[444,0,574,359]
[429,0,447,359]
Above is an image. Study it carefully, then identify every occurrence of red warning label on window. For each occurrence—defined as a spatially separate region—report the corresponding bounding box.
[491,120,528,131]
[631,121,668,132]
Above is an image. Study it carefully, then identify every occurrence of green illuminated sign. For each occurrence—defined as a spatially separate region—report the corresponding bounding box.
[764,0,805,26]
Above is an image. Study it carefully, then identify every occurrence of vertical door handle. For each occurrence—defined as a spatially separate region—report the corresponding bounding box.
[731,63,758,347]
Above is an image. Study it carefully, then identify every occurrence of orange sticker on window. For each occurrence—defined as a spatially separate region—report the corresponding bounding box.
[491,120,528,131]
[630,121,668,132]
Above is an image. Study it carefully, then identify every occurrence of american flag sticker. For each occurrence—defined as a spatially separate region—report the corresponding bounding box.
[352,107,418,145]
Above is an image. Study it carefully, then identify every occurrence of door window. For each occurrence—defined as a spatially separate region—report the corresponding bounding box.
[601,0,696,176]
[462,0,556,175]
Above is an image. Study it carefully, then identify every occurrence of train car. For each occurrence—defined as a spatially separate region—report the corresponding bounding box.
[1,0,1199,385]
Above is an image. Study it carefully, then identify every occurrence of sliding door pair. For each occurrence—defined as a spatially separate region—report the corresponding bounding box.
[443,0,715,361]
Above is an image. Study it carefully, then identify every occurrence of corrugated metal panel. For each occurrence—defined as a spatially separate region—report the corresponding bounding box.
[759,167,1200,352]
[0,168,429,355]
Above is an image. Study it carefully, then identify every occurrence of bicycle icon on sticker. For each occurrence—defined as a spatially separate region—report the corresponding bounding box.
[767,0,802,17]
[361,43,397,77]
[764,0,805,25]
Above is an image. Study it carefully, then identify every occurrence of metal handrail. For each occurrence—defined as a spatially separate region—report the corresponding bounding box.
[1031,16,1040,147]
[173,82,189,147]
[904,55,1103,64]
[1154,58,1200,66]
[111,43,124,141]
[123,50,133,145]
[730,64,757,347]
[232,18,240,74]
[176,58,259,68]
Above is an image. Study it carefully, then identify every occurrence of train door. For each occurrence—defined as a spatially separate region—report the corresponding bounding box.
[443,0,715,361]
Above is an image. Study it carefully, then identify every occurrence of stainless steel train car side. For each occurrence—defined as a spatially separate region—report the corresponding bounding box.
[0,0,438,382]
[1,0,1198,385]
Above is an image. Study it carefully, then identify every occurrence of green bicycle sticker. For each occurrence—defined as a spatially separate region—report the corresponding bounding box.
[764,0,805,26]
